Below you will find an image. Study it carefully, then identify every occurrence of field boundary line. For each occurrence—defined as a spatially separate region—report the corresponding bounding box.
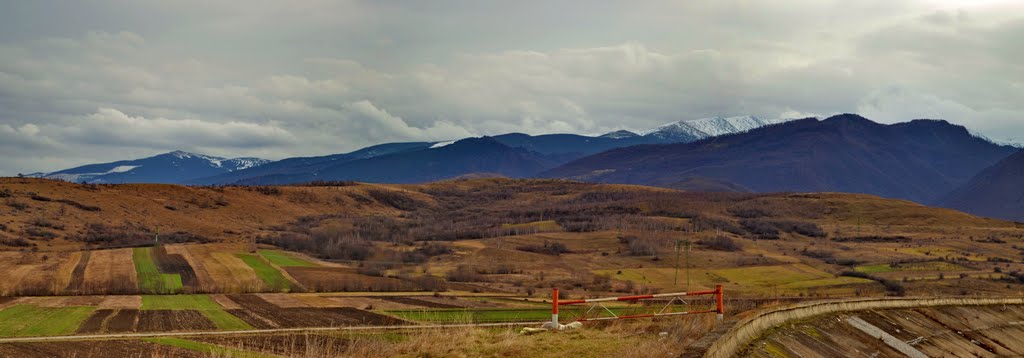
[0,321,547,343]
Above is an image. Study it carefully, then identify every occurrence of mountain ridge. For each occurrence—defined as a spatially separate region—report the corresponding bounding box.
[542,114,1017,204]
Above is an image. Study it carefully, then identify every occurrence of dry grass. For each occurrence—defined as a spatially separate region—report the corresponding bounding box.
[81,248,138,295]
[195,316,716,358]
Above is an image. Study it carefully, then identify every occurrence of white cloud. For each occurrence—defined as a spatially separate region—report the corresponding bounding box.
[0,1,1022,175]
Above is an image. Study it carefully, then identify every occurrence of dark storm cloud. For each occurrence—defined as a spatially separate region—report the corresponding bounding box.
[0,0,1022,175]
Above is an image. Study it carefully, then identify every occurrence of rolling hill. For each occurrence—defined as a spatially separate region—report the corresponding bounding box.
[543,114,1018,204]
[940,149,1024,221]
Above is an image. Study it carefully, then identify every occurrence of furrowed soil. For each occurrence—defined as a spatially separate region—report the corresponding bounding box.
[225,294,405,328]
[153,245,199,290]
[0,340,196,358]
[107,309,140,332]
[66,250,91,293]
[169,245,264,293]
[284,266,420,292]
[76,309,115,334]
[136,310,217,332]
[378,296,464,308]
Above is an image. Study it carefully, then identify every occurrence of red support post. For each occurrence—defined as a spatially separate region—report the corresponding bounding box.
[715,285,724,321]
[552,288,559,327]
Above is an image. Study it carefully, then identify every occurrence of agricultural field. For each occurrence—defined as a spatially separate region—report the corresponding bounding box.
[2,178,1024,356]
[237,253,295,292]
[134,247,184,294]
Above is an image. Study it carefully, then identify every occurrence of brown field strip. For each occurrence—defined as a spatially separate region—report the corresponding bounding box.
[0,297,19,310]
[98,295,141,309]
[377,296,464,308]
[257,293,309,308]
[225,294,405,328]
[210,294,242,309]
[0,340,194,358]
[0,252,79,296]
[284,266,421,292]
[76,309,115,334]
[66,251,91,293]
[152,246,198,291]
[137,310,216,332]
[163,245,210,292]
[189,248,265,293]
[106,310,139,333]
[82,248,138,295]
[295,295,348,308]
[324,297,423,310]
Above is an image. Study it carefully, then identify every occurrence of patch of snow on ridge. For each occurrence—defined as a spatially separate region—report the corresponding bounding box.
[430,140,456,148]
[106,165,139,174]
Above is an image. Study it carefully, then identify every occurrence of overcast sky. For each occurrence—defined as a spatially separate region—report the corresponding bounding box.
[1,0,1022,175]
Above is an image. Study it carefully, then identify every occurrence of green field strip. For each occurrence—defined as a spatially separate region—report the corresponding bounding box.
[0,305,96,337]
[854,264,894,273]
[144,337,273,358]
[141,295,253,330]
[258,250,318,267]
[238,253,294,292]
[133,247,183,294]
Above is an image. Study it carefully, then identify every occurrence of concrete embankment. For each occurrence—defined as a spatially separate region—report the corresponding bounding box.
[691,296,1024,358]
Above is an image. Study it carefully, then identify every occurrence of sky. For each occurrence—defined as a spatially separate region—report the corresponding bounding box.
[1,0,1022,175]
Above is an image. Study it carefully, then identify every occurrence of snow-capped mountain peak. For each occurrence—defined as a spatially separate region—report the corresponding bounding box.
[641,115,787,142]
[598,130,640,139]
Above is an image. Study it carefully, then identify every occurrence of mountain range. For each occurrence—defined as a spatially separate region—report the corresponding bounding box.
[38,116,785,185]
[543,114,1018,204]
[30,113,1024,222]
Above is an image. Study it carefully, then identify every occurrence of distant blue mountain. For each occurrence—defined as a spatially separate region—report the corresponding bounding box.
[40,117,789,185]
[543,115,1018,204]
[186,142,434,185]
[43,151,270,184]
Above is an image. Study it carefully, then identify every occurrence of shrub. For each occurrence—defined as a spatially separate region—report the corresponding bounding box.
[516,240,570,256]
[727,207,770,218]
[306,180,358,187]
[446,265,485,282]
[624,237,658,256]
[692,216,744,235]
[367,189,423,211]
[6,199,28,211]
[30,217,64,230]
[698,236,742,251]
[29,194,52,202]
[24,227,58,239]
[740,219,780,240]
[0,189,12,198]
[55,199,101,211]
[0,237,32,247]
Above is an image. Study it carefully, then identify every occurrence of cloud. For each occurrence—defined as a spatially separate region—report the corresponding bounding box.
[61,108,296,148]
[0,1,1022,175]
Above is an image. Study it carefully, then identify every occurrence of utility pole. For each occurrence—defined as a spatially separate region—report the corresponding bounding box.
[674,239,682,287]
[685,239,691,292]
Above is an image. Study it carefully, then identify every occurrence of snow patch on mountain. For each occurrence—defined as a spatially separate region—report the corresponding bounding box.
[430,140,456,149]
[641,115,791,141]
[108,165,140,173]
